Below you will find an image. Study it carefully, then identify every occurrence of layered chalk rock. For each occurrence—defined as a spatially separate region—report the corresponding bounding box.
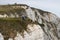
[0,4,60,40]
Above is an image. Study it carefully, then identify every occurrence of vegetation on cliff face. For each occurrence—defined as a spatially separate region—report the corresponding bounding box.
[0,17,35,40]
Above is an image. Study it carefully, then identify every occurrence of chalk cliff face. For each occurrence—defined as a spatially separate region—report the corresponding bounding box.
[0,4,60,40]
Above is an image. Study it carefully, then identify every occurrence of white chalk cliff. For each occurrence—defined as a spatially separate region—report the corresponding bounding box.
[0,4,60,40]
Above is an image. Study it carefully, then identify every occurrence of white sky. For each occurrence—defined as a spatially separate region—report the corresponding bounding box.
[0,0,60,17]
